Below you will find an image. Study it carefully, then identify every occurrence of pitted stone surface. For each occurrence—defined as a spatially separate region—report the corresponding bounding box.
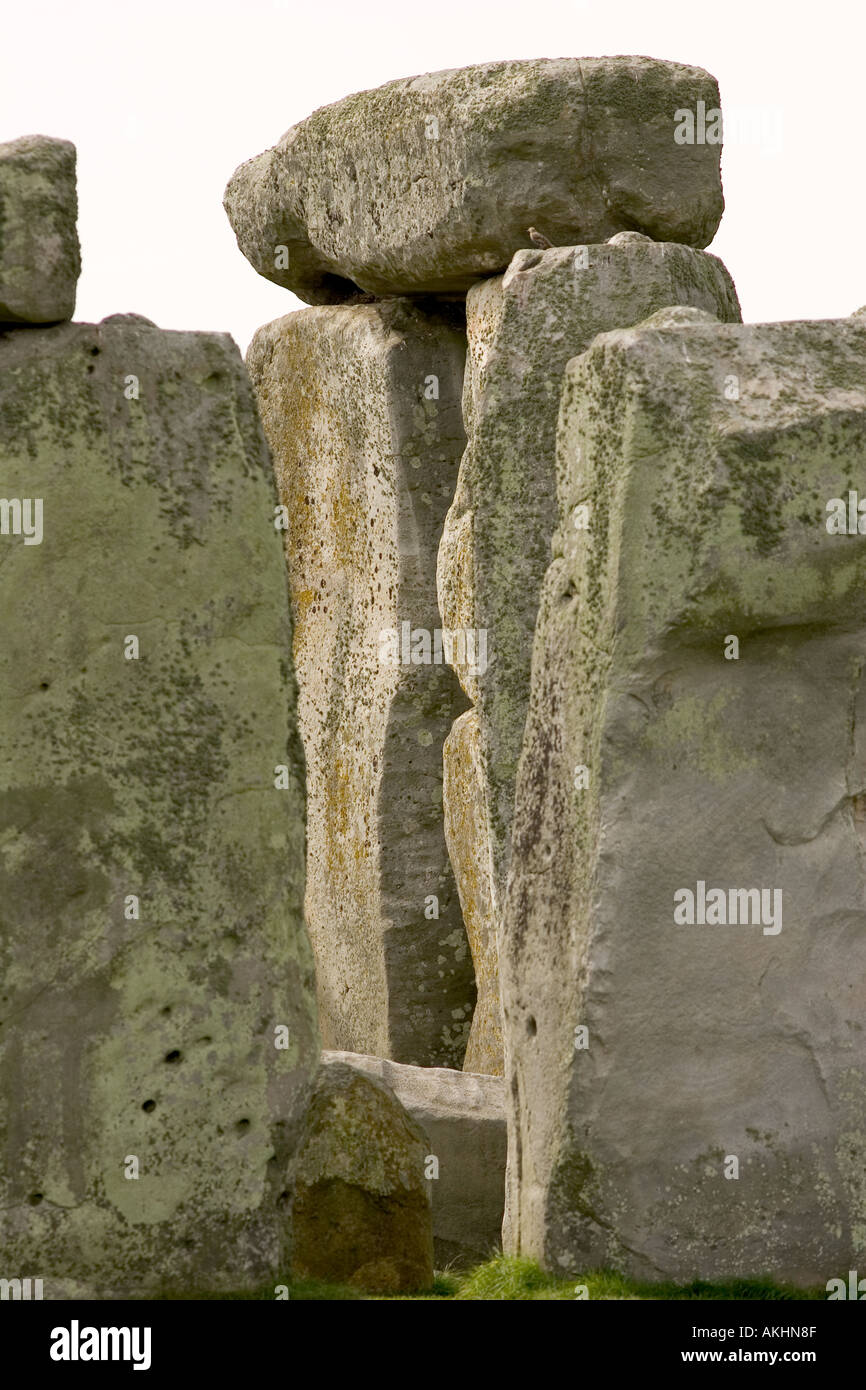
[247,299,475,1068]
[438,238,740,1071]
[0,317,318,1297]
[0,135,80,324]
[293,1057,434,1292]
[502,311,866,1284]
[443,710,503,1075]
[325,1049,506,1267]
[225,57,726,303]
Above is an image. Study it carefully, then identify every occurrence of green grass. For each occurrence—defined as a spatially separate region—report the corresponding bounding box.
[165,1255,825,1300]
[447,1256,824,1302]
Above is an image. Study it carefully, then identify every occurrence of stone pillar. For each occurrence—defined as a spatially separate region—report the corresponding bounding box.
[502,306,866,1284]
[248,299,476,1068]
[0,315,318,1297]
[443,710,502,1074]
[438,237,741,1072]
[0,134,80,324]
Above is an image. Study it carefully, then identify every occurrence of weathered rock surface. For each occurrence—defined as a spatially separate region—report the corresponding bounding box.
[293,1057,434,1291]
[0,316,319,1297]
[442,710,502,1074]
[502,309,866,1284]
[438,236,741,1072]
[224,57,725,304]
[0,135,80,324]
[247,299,475,1068]
[327,1049,506,1266]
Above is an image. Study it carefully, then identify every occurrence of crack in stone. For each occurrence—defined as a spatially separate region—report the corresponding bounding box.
[761,790,858,847]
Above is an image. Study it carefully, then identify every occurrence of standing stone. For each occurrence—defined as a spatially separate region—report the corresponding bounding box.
[0,135,80,324]
[292,1057,434,1292]
[0,316,318,1297]
[502,307,866,1284]
[247,299,475,1068]
[438,236,741,1072]
[443,710,501,1075]
[326,1049,507,1268]
[224,57,725,304]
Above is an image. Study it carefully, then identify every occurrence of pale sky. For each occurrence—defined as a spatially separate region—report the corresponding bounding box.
[3,0,863,351]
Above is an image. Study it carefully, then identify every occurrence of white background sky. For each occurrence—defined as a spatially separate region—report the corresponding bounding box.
[3,0,863,352]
